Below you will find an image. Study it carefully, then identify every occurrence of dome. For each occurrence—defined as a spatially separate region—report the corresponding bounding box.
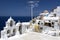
[6,17,15,23]
[40,10,49,16]
[16,21,21,26]
[43,10,49,13]
[57,6,60,9]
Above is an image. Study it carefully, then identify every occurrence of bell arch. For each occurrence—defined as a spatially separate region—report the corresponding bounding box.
[19,24,22,34]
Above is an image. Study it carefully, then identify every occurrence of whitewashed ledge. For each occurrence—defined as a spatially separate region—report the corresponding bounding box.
[0,32,60,40]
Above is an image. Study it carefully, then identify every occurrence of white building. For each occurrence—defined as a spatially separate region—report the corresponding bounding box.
[0,6,60,40]
[1,17,16,38]
[1,17,30,38]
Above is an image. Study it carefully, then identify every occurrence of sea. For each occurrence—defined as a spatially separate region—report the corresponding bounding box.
[0,16,36,31]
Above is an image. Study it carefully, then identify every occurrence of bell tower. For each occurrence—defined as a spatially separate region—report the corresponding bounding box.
[6,17,15,27]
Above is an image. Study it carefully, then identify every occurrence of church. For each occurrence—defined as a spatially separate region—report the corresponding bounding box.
[1,17,30,38]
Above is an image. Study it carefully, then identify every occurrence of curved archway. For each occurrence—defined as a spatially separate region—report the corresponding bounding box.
[19,24,22,34]
[12,29,16,36]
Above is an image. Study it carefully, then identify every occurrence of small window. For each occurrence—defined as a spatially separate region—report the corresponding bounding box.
[40,27,43,30]
[38,21,40,25]
[10,20,13,26]
[49,20,51,22]
[44,23,51,27]
[55,20,58,22]
[41,23,43,25]
[54,14,56,17]
[7,30,10,34]
[52,22,54,25]
[32,20,35,24]
[13,29,16,36]
[13,29,16,33]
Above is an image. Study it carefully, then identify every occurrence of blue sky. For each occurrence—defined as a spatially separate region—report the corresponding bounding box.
[0,0,60,16]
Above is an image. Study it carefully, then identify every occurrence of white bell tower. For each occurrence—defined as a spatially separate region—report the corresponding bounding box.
[6,17,15,27]
[4,17,16,37]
